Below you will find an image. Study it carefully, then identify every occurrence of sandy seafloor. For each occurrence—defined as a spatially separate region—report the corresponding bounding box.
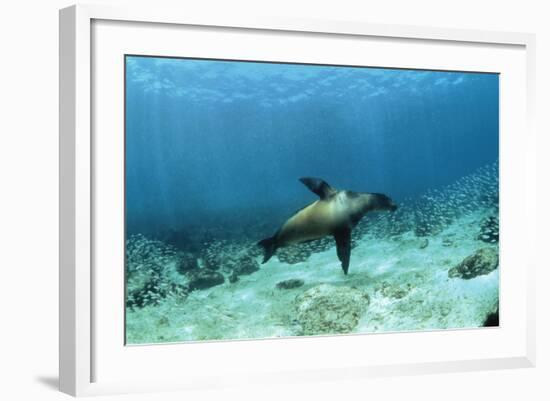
[126,209,499,344]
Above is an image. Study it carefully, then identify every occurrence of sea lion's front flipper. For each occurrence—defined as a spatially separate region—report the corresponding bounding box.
[299,177,337,199]
[333,228,351,274]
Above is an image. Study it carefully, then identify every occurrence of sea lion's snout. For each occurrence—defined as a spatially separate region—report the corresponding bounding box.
[385,199,398,212]
[371,193,397,212]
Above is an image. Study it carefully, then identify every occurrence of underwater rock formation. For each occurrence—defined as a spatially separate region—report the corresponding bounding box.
[276,278,305,290]
[483,308,499,327]
[478,214,499,244]
[294,284,370,335]
[228,256,260,283]
[187,269,225,291]
[448,247,498,280]
[234,256,260,275]
[176,252,198,274]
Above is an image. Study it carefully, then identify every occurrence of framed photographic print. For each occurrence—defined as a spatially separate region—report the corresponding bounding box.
[59,4,536,396]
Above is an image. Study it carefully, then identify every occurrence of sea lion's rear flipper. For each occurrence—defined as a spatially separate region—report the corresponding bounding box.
[333,228,351,274]
[299,177,337,199]
[257,236,277,264]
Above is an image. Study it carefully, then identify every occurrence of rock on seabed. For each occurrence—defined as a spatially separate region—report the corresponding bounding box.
[294,284,370,335]
[276,278,305,290]
[176,252,198,274]
[448,247,498,279]
[187,270,225,291]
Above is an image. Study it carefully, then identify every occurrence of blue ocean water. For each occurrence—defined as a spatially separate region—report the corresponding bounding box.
[125,56,498,237]
[124,56,499,343]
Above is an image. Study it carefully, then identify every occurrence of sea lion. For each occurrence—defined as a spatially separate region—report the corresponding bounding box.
[257,177,397,274]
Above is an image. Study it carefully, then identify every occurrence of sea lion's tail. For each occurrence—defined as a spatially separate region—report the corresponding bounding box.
[257,236,277,264]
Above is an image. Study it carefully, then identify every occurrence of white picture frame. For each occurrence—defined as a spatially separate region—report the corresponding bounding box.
[59,4,536,397]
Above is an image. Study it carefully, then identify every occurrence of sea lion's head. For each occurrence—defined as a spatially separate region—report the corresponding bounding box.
[365,193,398,212]
[343,191,397,223]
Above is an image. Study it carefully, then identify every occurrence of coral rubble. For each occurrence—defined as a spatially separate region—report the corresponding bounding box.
[294,284,370,335]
